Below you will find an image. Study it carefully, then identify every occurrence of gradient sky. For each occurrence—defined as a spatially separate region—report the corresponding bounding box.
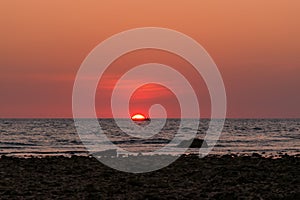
[0,1,299,118]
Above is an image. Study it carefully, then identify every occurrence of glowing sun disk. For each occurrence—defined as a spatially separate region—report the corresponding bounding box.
[131,114,146,121]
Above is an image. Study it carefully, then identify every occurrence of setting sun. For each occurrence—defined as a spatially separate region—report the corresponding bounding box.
[131,113,147,121]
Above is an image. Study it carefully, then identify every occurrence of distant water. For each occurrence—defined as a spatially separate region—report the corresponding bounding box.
[0,119,299,157]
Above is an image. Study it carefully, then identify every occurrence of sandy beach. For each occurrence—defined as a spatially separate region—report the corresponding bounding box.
[0,154,299,199]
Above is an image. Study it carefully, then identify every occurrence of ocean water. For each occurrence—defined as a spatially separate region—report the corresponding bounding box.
[0,119,299,157]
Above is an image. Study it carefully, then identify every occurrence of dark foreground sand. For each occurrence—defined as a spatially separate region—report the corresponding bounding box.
[0,154,299,200]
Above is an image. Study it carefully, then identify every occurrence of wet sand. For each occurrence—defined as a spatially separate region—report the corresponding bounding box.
[0,154,299,199]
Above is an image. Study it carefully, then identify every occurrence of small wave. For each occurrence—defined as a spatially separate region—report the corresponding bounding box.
[112,139,170,145]
[0,142,37,146]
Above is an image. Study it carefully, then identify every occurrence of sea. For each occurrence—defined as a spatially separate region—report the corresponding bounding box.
[0,119,299,157]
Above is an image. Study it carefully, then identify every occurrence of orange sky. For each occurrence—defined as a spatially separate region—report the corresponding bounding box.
[0,1,299,118]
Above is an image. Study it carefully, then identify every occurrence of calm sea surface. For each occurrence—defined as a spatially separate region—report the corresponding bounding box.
[0,119,299,157]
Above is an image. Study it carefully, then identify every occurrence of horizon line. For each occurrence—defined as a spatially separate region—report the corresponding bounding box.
[0,117,300,120]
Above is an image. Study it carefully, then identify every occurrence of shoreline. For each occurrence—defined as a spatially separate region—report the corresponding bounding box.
[0,154,299,199]
[1,151,299,159]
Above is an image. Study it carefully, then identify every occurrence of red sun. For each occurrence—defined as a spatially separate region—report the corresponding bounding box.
[131,113,147,121]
